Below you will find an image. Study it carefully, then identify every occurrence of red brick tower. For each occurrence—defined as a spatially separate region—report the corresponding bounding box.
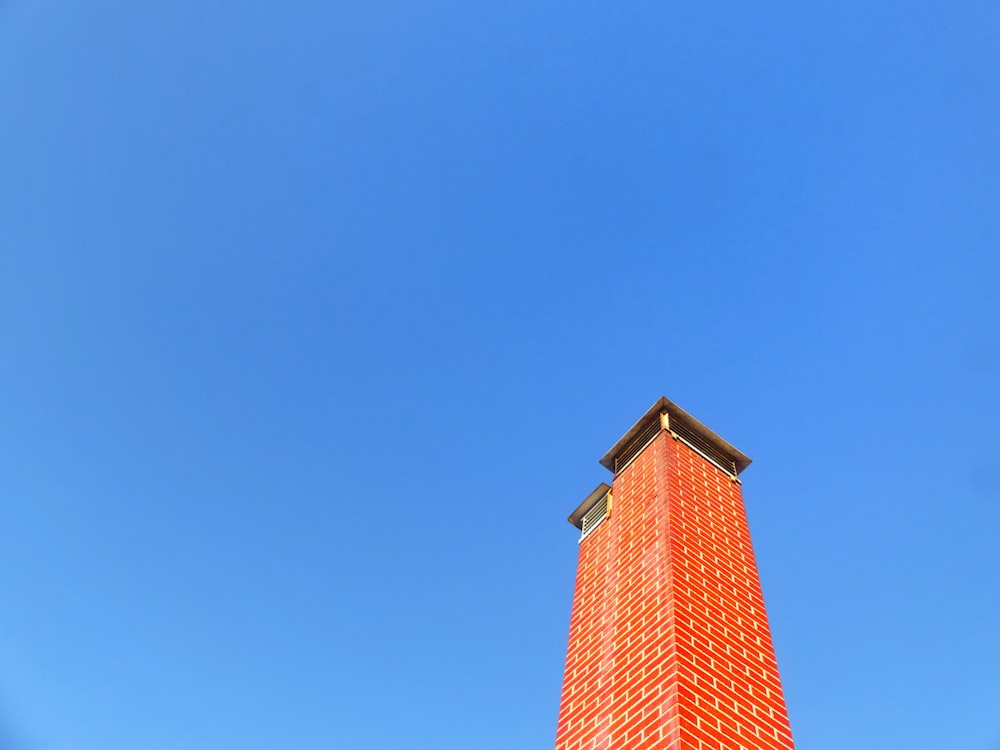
[554,398,794,750]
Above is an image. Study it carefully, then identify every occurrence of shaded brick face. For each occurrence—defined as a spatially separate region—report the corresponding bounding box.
[555,430,794,750]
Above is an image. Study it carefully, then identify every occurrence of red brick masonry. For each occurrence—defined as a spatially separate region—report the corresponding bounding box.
[555,429,794,750]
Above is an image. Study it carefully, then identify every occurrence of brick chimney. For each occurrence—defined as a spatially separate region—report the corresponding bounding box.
[554,398,795,750]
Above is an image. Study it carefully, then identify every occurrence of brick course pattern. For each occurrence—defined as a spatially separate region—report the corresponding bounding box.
[554,429,794,750]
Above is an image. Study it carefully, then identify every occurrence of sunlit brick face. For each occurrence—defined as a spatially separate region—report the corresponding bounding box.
[555,419,794,750]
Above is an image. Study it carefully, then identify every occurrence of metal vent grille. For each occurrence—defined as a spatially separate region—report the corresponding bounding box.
[580,492,609,539]
[671,418,738,476]
[613,418,662,474]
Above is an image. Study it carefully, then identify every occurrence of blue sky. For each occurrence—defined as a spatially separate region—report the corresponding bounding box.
[2,1,999,748]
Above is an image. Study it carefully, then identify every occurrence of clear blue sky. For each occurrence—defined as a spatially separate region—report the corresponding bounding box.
[2,2,998,748]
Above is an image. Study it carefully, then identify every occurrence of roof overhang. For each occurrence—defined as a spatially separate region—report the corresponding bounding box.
[599,397,751,475]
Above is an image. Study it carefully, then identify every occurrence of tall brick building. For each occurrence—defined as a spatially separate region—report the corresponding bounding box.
[554,398,794,750]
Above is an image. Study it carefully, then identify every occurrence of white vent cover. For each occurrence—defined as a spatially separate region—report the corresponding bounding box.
[613,418,662,474]
[580,492,610,540]
[670,417,738,477]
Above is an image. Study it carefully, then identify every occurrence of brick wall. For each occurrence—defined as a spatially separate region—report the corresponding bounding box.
[554,427,794,750]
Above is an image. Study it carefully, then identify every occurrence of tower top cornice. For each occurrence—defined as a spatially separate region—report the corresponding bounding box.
[599,396,752,475]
